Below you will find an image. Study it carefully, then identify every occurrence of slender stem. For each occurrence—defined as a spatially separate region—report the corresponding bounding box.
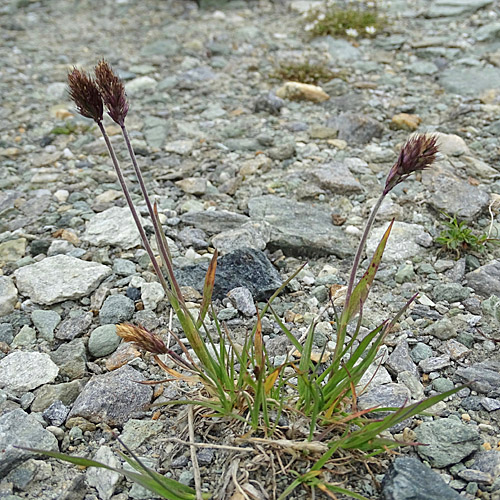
[345,193,386,306]
[96,121,169,292]
[120,124,185,303]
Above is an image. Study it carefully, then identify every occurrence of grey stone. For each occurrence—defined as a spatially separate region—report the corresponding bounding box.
[0,323,14,344]
[415,417,481,467]
[32,379,86,412]
[426,0,492,18]
[113,258,136,277]
[419,355,451,373]
[99,295,135,325]
[310,162,363,194]
[480,397,500,411]
[85,446,120,500]
[0,409,58,477]
[397,371,425,399]
[358,383,411,416]
[432,283,470,303]
[67,365,152,426]
[14,255,111,305]
[175,177,207,195]
[42,400,70,426]
[432,377,455,393]
[177,228,208,249]
[474,22,500,41]
[314,36,361,61]
[471,450,500,478]
[211,222,271,255]
[55,312,93,341]
[326,113,383,144]
[0,277,17,317]
[386,341,419,378]
[439,66,500,95]
[175,248,282,301]
[0,352,58,393]
[11,325,36,347]
[358,363,392,389]
[181,210,250,235]
[165,140,195,155]
[458,468,494,484]
[366,222,427,262]
[466,260,500,297]
[82,207,145,249]
[227,287,255,317]
[424,318,457,340]
[50,338,87,380]
[407,61,438,75]
[120,419,164,450]
[141,40,180,57]
[31,309,61,341]
[395,263,415,284]
[248,195,353,258]
[381,456,462,500]
[88,325,121,358]
[254,92,284,115]
[456,361,500,393]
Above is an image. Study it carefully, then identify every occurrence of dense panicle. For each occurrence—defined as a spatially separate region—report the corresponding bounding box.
[67,68,103,122]
[116,323,169,355]
[384,134,439,195]
[94,60,129,126]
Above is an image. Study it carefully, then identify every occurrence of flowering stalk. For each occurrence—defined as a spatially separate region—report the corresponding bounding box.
[344,134,438,309]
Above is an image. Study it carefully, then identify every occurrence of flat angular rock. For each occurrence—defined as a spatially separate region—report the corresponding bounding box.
[466,260,500,296]
[0,276,17,317]
[310,162,363,194]
[86,446,120,500]
[381,456,462,500]
[14,255,111,305]
[326,113,383,145]
[456,360,500,393]
[426,0,492,18]
[67,365,152,427]
[211,221,271,255]
[175,248,282,301]
[0,351,58,393]
[181,210,250,235]
[422,165,489,219]
[82,206,144,249]
[439,66,500,95]
[415,417,481,467]
[358,383,411,416]
[0,409,58,477]
[248,195,354,258]
[366,222,427,262]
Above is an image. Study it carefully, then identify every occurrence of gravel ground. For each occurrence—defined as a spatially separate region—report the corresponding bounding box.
[1,0,500,498]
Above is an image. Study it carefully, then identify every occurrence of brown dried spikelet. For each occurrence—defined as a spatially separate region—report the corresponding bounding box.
[67,67,103,122]
[116,323,168,355]
[94,60,129,126]
[384,134,439,195]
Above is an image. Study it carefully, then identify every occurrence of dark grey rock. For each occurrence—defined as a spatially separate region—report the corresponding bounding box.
[466,260,500,297]
[42,400,70,426]
[50,339,87,380]
[456,360,500,394]
[55,312,93,341]
[99,295,135,325]
[248,195,353,258]
[0,408,58,477]
[196,448,215,466]
[175,248,282,301]
[386,341,419,378]
[381,456,462,500]
[326,113,383,144]
[254,92,284,115]
[415,417,481,467]
[419,355,451,373]
[177,228,208,249]
[0,323,14,344]
[180,210,250,235]
[471,450,500,479]
[67,365,152,426]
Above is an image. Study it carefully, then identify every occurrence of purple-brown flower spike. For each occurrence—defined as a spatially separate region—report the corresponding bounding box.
[384,134,439,195]
[116,323,169,355]
[67,67,103,122]
[94,60,129,126]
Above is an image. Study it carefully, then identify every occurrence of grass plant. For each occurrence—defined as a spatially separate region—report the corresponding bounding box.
[24,62,460,500]
[270,61,343,85]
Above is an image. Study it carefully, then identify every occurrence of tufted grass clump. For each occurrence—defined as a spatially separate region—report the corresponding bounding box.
[304,3,386,39]
[24,62,462,500]
[270,61,345,85]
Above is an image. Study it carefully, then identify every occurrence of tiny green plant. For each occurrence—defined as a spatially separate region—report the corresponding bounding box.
[25,62,460,500]
[436,212,497,257]
[304,2,385,39]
